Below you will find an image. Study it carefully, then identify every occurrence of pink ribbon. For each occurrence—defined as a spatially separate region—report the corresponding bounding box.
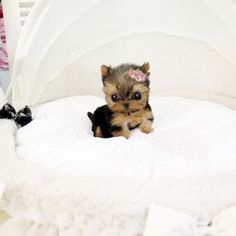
[128,69,147,81]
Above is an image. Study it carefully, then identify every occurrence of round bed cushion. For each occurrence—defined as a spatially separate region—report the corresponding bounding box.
[16,95,236,179]
[1,95,236,235]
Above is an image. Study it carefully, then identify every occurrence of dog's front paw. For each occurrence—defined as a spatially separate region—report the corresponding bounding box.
[128,121,140,130]
[139,121,153,134]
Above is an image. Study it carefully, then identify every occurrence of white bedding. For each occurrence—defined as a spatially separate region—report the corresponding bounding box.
[16,96,236,179]
[1,96,236,236]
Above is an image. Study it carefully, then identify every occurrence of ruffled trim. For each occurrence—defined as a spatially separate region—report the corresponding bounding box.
[1,205,236,236]
[0,215,143,236]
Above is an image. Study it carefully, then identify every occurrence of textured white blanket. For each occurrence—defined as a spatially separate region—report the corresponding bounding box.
[16,96,236,179]
[1,96,236,236]
[0,119,16,156]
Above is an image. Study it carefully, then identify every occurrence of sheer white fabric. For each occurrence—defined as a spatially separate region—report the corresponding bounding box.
[0,183,4,201]
[10,0,236,108]
[1,205,236,236]
[0,87,4,106]
[0,216,142,236]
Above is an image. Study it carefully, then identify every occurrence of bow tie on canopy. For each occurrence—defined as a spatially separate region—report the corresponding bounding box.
[0,103,33,127]
[143,205,236,236]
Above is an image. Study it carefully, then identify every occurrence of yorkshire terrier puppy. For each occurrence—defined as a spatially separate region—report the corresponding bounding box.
[87,62,154,138]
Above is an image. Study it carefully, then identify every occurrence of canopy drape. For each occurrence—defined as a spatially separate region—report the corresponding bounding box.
[9,0,236,108]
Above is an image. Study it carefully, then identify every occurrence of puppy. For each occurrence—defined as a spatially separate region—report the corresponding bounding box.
[88,62,154,138]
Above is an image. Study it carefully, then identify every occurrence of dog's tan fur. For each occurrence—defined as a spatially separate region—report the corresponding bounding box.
[100,63,154,138]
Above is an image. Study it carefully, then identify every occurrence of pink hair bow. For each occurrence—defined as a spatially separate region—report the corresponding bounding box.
[128,69,147,81]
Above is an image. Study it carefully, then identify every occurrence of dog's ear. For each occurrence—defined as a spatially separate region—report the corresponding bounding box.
[140,62,150,74]
[101,65,111,78]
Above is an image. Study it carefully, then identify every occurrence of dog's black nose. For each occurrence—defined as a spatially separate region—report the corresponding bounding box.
[123,103,129,108]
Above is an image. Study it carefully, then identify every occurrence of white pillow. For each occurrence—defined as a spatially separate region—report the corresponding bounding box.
[16,96,236,179]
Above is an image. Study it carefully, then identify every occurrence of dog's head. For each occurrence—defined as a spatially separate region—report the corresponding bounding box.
[101,63,150,114]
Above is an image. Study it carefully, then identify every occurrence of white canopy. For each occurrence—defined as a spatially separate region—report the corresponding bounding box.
[9,0,236,108]
[0,87,5,107]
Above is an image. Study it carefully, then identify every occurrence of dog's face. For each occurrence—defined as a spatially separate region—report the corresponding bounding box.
[101,63,150,114]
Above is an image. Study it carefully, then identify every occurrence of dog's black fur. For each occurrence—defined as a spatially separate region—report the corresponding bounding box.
[87,105,121,138]
[87,103,153,138]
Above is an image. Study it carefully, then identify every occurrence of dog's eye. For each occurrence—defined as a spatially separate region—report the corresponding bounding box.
[133,92,142,100]
[111,94,118,102]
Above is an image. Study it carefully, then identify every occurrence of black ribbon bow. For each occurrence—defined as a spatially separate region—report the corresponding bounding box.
[0,103,33,127]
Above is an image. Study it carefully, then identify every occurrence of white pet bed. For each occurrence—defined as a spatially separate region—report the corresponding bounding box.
[1,96,236,236]
[1,0,236,235]
[16,96,236,179]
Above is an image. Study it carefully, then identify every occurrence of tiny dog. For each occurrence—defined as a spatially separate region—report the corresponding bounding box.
[87,62,154,138]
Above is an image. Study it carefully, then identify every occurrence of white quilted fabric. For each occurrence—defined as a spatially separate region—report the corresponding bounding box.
[16,96,236,179]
